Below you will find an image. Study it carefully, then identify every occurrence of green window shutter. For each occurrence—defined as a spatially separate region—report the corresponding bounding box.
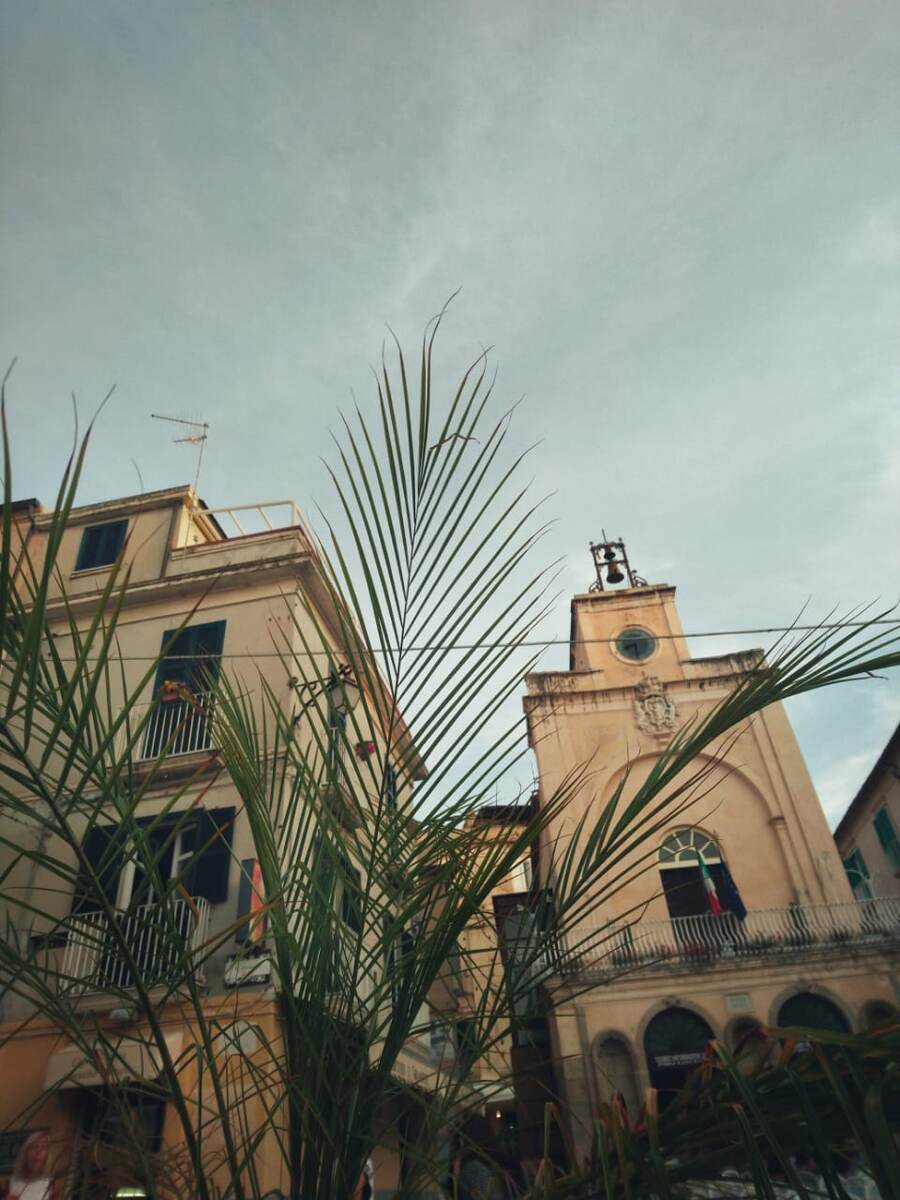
[71,825,125,914]
[385,763,398,809]
[339,854,362,933]
[154,620,226,694]
[873,808,898,852]
[190,807,235,904]
[75,520,127,571]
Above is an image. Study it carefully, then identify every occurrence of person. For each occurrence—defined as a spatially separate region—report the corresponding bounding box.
[8,1132,58,1200]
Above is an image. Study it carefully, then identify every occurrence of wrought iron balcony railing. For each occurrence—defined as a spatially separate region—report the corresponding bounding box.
[60,896,210,993]
[119,693,216,761]
[559,897,900,977]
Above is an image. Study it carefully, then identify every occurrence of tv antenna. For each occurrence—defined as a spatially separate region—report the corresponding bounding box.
[151,414,209,505]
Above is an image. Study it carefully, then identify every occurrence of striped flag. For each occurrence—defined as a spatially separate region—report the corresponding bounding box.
[698,855,723,917]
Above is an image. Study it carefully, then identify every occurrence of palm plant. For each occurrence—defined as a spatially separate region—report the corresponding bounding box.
[0,314,898,1200]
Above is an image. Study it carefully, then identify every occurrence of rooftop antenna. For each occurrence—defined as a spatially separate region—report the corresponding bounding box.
[151,414,209,508]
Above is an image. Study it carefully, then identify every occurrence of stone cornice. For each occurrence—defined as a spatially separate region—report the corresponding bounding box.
[41,551,313,620]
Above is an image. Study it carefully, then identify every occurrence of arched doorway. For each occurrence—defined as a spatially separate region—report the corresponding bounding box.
[777,992,849,1034]
[861,1001,898,1031]
[593,1034,640,1118]
[644,1007,714,1102]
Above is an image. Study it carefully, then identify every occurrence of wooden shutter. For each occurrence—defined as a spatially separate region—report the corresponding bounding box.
[71,825,125,914]
[153,621,226,694]
[190,807,235,904]
[339,854,363,932]
[874,808,898,851]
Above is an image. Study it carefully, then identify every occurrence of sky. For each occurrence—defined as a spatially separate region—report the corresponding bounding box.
[2,0,898,826]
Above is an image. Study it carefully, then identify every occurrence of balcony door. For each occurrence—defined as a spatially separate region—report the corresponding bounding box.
[658,829,734,919]
[69,810,233,990]
[143,620,225,758]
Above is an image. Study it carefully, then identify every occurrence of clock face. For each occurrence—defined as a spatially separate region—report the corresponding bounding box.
[615,626,657,662]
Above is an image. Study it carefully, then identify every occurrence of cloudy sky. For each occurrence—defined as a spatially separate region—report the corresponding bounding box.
[2,1,898,824]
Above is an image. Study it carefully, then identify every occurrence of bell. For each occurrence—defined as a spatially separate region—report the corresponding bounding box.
[603,544,617,561]
[605,561,625,585]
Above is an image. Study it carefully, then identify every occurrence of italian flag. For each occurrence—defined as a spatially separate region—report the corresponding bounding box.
[699,856,723,916]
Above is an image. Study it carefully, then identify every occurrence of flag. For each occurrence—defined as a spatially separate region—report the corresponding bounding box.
[719,860,747,921]
[698,854,723,916]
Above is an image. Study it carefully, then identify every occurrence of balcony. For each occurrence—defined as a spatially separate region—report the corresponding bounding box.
[559,897,900,978]
[123,693,216,762]
[60,896,210,994]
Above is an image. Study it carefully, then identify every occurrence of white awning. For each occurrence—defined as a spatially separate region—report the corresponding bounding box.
[44,1031,183,1090]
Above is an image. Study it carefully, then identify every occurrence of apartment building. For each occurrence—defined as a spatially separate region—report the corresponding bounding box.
[835,721,900,902]
[519,542,900,1158]
[0,485,432,1199]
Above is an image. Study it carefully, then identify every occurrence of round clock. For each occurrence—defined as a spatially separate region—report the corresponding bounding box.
[615,626,657,662]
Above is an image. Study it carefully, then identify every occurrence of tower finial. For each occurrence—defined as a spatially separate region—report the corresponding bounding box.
[589,532,647,592]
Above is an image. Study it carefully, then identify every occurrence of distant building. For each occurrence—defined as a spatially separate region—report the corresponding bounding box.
[519,540,900,1158]
[834,722,900,901]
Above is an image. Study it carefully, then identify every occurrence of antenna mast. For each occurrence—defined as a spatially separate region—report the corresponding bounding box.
[151,414,209,507]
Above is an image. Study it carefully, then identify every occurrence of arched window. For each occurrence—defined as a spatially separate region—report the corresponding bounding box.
[593,1035,640,1116]
[644,1007,714,1104]
[658,829,722,866]
[861,1001,898,1031]
[777,992,849,1034]
[657,829,743,920]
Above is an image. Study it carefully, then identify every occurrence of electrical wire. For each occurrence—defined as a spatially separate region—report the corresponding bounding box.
[29,619,900,661]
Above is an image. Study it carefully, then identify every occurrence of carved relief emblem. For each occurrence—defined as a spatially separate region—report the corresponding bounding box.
[634,675,678,735]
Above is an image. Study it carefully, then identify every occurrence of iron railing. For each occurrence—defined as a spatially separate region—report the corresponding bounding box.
[60,896,210,992]
[560,897,900,976]
[123,693,216,760]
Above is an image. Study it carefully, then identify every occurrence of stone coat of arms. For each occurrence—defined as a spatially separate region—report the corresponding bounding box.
[634,675,678,735]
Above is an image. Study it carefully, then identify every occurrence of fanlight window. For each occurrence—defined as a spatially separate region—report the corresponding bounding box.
[658,829,722,868]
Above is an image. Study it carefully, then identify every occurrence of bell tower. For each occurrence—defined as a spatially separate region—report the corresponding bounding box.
[569,536,692,688]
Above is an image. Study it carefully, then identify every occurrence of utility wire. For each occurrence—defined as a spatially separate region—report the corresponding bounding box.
[32,619,900,661]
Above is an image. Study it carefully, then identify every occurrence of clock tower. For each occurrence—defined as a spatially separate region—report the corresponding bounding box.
[521,539,900,1156]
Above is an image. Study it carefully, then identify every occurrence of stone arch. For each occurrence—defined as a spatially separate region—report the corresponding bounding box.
[861,1000,899,1030]
[643,1005,715,1103]
[775,990,851,1034]
[592,1032,640,1118]
[599,753,795,912]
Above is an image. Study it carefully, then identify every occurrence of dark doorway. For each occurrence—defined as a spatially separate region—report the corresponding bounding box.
[777,992,849,1034]
[644,1007,714,1104]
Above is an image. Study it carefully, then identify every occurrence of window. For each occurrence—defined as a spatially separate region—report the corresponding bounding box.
[67,811,232,989]
[842,849,873,900]
[71,809,235,915]
[658,829,722,865]
[143,621,225,758]
[75,519,128,571]
[657,829,744,920]
[873,808,900,869]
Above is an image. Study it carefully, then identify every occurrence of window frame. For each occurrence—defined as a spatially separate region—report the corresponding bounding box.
[74,519,128,573]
